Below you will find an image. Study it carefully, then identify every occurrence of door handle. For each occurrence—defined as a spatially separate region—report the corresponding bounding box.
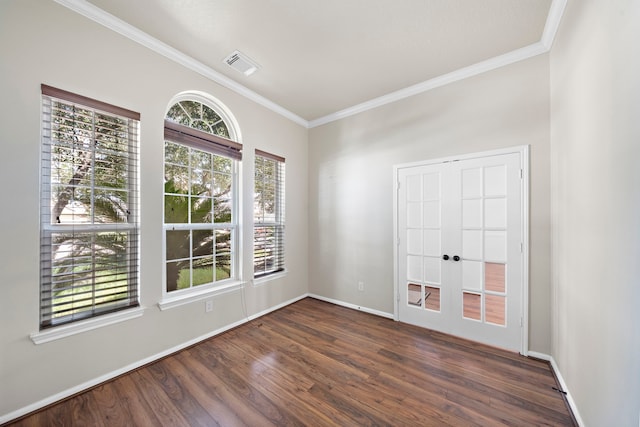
[453,255,461,262]
[442,254,450,261]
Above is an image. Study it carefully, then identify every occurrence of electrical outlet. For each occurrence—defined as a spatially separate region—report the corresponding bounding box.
[205,300,213,313]
[358,281,364,291]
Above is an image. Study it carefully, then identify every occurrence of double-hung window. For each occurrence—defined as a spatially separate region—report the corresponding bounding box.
[40,85,140,329]
[254,150,285,278]
[163,100,241,294]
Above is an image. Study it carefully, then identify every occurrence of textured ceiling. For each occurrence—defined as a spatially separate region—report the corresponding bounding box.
[86,0,553,122]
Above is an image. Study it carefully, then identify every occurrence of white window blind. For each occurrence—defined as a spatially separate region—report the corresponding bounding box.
[254,150,285,278]
[40,85,140,329]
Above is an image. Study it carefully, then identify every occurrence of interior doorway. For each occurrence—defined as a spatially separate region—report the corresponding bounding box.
[394,146,529,353]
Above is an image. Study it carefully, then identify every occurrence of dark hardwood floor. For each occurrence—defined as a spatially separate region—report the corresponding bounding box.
[6,298,576,426]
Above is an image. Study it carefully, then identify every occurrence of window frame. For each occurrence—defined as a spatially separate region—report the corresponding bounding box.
[39,84,140,331]
[161,96,243,307]
[253,149,286,280]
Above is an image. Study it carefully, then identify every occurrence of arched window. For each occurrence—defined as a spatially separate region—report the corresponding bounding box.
[162,93,241,295]
[166,100,230,138]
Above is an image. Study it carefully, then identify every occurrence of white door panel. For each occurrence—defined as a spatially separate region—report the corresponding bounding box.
[397,163,448,331]
[396,151,525,352]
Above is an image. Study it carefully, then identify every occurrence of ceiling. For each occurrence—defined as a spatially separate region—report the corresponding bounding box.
[78,0,556,126]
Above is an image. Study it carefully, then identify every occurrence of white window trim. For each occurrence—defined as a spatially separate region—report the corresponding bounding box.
[252,269,288,286]
[168,91,242,142]
[30,307,145,345]
[158,280,246,311]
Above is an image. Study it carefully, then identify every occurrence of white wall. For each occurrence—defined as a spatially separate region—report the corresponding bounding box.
[0,0,308,420]
[308,54,552,354]
[550,1,640,425]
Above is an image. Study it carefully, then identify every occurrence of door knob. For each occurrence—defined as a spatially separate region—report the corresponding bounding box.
[442,254,450,261]
[453,255,461,262]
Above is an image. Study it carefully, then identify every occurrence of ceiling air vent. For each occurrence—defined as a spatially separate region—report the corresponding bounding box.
[223,50,259,76]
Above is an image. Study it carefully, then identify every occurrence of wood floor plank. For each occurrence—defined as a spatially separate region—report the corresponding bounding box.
[212,332,341,426]
[291,302,565,413]
[108,375,163,426]
[253,313,477,425]
[129,369,192,426]
[188,337,305,426]
[218,330,372,426]
[176,348,278,427]
[270,304,552,423]
[61,391,104,427]
[4,298,576,427]
[235,324,394,425]
[145,359,220,427]
[162,353,249,426]
[88,381,135,426]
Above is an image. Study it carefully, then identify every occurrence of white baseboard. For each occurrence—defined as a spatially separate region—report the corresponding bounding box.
[526,350,552,361]
[527,351,585,427]
[307,293,394,319]
[247,293,309,321]
[0,293,309,425]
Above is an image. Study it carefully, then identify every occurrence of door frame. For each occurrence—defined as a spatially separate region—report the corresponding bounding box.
[393,145,530,355]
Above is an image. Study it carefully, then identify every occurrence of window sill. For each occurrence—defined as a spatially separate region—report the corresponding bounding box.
[30,307,145,345]
[253,269,288,286]
[158,280,246,311]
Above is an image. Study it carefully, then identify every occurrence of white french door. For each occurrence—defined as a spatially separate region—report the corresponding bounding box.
[395,148,527,353]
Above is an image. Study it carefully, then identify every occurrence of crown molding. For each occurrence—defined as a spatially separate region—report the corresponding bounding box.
[54,0,567,130]
[309,0,567,128]
[308,42,548,128]
[541,0,568,50]
[52,0,309,128]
